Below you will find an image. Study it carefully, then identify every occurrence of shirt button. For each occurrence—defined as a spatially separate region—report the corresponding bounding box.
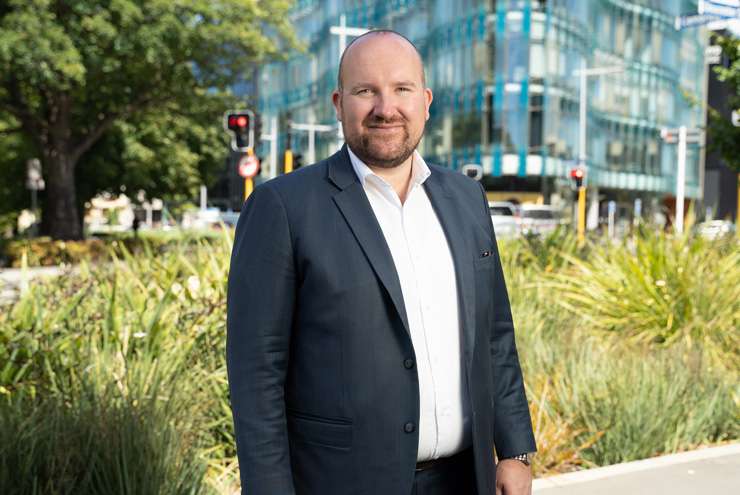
[404,422,416,433]
[404,358,415,369]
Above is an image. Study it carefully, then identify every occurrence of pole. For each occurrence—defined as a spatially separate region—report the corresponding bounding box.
[577,59,588,243]
[269,116,278,179]
[308,128,316,165]
[578,186,586,245]
[578,59,587,172]
[244,178,253,201]
[607,200,616,239]
[676,126,687,234]
[284,149,293,174]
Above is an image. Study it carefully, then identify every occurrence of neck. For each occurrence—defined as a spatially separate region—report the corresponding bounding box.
[367,154,415,204]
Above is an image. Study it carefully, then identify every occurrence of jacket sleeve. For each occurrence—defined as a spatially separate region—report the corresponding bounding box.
[226,183,297,495]
[477,183,537,459]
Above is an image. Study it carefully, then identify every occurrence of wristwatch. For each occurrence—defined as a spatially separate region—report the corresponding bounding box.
[503,453,531,466]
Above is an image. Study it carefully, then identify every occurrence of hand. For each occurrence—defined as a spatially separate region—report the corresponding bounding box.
[495,459,532,495]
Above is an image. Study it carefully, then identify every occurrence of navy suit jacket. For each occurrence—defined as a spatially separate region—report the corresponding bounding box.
[226,146,536,495]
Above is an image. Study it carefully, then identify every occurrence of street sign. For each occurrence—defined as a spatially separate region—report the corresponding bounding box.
[699,0,740,18]
[660,127,703,144]
[705,45,723,64]
[238,154,260,178]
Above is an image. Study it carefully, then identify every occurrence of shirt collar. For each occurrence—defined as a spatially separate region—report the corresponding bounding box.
[347,146,431,189]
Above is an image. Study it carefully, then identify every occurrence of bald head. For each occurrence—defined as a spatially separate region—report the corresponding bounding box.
[337,30,426,91]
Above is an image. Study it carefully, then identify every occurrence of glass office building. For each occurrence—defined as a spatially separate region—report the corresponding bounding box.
[257,0,708,219]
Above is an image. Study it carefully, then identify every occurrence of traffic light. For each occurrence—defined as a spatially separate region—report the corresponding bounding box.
[570,167,585,188]
[224,110,254,151]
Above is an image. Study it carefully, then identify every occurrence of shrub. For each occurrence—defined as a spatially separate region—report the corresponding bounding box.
[543,231,740,371]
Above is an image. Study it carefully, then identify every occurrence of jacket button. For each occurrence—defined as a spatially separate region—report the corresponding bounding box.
[404,422,416,433]
[404,358,415,369]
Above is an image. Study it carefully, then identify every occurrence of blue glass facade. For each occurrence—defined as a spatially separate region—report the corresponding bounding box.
[258,0,707,203]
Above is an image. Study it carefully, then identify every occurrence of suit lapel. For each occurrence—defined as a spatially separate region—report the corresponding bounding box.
[329,147,411,337]
[423,172,477,373]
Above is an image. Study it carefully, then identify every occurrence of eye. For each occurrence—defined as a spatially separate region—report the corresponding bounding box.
[397,86,412,92]
[354,88,372,95]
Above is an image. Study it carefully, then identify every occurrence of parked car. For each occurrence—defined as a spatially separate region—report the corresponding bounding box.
[488,201,519,238]
[518,204,563,236]
[695,220,735,240]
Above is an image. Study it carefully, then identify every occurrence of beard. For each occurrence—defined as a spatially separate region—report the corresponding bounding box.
[343,115,423,169]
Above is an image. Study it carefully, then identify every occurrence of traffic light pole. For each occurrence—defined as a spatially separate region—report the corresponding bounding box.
[290,122,336,164]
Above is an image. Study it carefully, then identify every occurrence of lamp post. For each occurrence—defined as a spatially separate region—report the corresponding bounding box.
[572,61,624,234]
[290,122,337,165]
[660,126,704,234]
[330,15,369,150]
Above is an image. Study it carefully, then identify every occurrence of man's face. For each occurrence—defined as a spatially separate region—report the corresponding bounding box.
[332,34,433,168]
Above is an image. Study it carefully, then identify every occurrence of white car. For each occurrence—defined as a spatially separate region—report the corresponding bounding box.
[518,205,563,236]
[488,202,519,238]
[695,220,735,240]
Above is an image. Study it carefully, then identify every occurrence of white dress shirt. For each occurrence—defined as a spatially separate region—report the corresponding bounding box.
[348,147,472,461]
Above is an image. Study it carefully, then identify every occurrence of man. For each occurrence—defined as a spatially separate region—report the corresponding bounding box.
[226,30,536,495]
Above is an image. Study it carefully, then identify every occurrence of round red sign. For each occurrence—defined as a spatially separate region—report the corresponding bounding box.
[238,154,260,178]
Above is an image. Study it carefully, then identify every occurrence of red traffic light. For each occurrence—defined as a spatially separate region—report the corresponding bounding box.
[570,167,585,188]
[227,113,250,130]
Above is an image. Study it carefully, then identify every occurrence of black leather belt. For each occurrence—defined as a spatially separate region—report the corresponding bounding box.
[415,448,469,472]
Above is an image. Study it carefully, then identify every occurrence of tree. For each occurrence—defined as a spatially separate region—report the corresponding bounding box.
[0,0,296,239]
[707,34,740,173]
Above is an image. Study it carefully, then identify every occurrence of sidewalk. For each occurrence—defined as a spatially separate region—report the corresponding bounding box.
[533,443,740,495]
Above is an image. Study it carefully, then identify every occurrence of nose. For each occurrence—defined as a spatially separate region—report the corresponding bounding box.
[372,92,397,121]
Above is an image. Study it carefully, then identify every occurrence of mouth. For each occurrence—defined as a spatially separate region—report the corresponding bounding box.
[366,125,404,131]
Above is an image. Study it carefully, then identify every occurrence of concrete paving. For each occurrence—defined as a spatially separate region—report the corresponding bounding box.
[533,443,740,495]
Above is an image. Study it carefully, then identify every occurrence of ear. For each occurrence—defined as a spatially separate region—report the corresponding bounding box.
[332,90,342,122]
[424,88,433,121]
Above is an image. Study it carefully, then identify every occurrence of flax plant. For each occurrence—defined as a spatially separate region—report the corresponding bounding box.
[544,230,739,371]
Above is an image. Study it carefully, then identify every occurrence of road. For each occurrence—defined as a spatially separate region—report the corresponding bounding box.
[533,443,740,495]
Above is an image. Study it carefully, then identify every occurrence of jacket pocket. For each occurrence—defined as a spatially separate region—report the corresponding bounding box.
[286,409,353,450]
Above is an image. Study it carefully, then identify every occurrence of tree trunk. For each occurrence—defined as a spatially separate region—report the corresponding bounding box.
[41,149,83,240]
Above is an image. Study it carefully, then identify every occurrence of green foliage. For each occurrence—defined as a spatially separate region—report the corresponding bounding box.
[544,231,740,370]
[1,229,235,491]
[708,34,740,173]
[0,0,298,238]
[0,228,737,489]
[1,229,224,267]
[502,231,739,474]
[0,365,209,495]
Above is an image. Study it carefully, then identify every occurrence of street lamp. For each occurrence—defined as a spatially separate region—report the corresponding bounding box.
[290,122,336,165]
[572,61,625,233]
[330,15,369,150]
[660,126,703,234]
